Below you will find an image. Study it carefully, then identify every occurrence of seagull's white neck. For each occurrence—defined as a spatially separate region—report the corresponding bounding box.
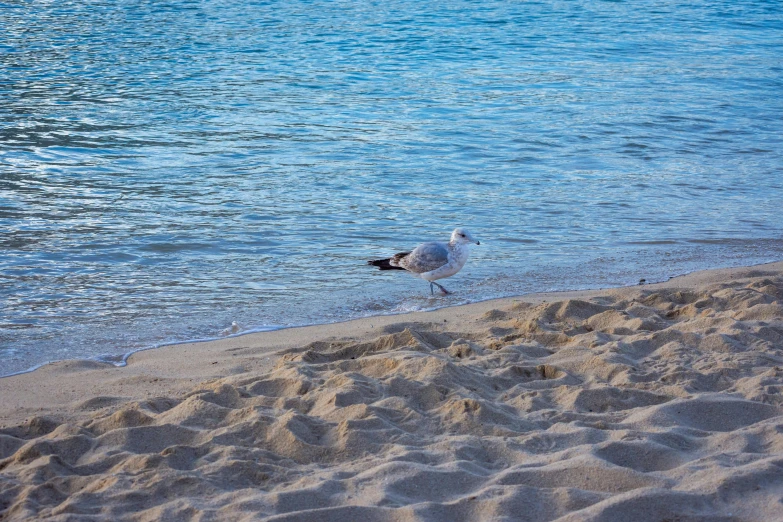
[448,241,472,265]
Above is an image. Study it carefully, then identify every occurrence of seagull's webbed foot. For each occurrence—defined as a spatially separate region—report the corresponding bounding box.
[433,282,451,295]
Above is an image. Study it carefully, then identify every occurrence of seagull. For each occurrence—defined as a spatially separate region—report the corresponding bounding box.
[368,228,480,294]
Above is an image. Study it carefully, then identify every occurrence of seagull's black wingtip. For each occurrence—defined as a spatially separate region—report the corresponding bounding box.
[368,258,406,271]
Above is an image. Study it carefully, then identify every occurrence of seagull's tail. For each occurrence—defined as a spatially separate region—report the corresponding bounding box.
[367,257,407,271]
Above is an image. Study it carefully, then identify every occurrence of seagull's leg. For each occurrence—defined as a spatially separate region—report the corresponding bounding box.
[430,282,434,295]
[433,282,450,295]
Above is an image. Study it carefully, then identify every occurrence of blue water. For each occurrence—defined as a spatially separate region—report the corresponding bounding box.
[1,0,782,376]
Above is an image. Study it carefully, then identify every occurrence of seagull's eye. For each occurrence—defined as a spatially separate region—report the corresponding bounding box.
[460,234,465,237]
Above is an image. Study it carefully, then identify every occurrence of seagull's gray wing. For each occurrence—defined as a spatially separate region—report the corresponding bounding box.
[399,241,450,274]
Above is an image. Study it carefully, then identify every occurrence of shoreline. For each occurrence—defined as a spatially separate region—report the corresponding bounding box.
[2,259,781,424]
[2,259,782,520]
[4,257,782,383]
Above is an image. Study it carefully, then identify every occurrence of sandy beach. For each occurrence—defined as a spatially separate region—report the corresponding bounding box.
[1,261,782,521]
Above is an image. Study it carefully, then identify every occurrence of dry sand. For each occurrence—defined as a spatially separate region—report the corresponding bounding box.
[2,261,783,521]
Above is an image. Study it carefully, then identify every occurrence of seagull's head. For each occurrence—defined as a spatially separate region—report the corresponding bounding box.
[451,228,480,246]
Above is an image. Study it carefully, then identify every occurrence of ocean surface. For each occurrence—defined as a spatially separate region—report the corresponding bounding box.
[2,0,782,376]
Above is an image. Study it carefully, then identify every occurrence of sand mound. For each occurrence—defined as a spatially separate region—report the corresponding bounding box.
[1,269,782,520]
